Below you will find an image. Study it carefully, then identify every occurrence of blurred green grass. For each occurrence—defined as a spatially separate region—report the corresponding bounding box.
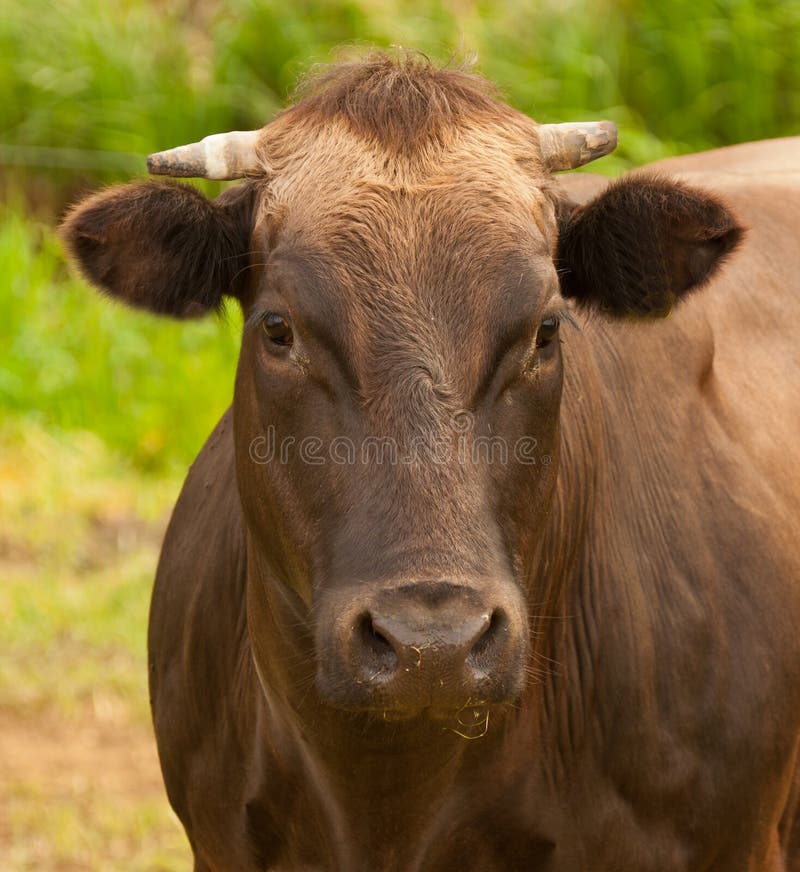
[2,0,799,868]
[0,207,241,474]
[0,207,226,867]
[3,0,800,209]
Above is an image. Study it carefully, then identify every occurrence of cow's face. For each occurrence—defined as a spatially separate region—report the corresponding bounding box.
[61,57,742,721]
[232,113,570,717]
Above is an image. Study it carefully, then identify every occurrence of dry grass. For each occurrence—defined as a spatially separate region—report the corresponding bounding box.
[0,421,192,870]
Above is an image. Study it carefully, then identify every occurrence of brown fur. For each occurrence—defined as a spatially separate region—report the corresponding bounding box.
[286,51,511,153]
[59,53,800,872]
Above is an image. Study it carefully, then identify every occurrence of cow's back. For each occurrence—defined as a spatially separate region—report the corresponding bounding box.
[648,136,800,177]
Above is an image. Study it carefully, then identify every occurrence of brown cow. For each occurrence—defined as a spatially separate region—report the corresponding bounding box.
[61,53,800,871]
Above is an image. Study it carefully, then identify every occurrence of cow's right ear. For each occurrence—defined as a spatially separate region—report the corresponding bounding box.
[60,180,256,318]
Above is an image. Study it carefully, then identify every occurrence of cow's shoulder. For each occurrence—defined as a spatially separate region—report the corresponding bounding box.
[149,409,272,869]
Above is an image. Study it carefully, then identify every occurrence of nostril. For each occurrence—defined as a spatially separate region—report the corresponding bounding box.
[355,612,399,673]
[468,608,508,666]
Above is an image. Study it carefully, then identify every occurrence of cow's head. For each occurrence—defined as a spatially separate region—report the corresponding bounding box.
[61,55,742,723]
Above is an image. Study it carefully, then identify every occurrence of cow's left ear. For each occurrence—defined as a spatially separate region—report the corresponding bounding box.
[556,174,744,317]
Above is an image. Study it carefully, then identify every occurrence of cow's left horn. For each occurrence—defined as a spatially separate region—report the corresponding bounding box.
[147,130,261,180]
[537,121,617,172]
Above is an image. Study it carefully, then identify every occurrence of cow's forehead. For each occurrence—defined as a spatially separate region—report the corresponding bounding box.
[255,112,560,248]
[253,114,560,311]
[254,121,561,312]
[247,110,563,405]
[251,178,560,411]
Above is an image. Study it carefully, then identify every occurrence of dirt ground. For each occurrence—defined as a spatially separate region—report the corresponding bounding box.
[0,708,164,816]
[0,706,189,871]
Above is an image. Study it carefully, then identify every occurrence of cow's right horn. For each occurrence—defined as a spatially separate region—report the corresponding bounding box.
[147,130,261,180]
[537,121,617,172]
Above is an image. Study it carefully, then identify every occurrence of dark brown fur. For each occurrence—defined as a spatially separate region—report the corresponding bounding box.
[61,180,255,316]
[557,173,744,316]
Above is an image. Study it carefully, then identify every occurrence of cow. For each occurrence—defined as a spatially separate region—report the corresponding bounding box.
[60,53,800,871]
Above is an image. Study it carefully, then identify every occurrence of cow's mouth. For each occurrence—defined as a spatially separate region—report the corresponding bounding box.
[319,676,508,731]
[373,698,490,722]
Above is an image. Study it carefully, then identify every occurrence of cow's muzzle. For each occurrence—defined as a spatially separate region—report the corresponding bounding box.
[316,579,529,716]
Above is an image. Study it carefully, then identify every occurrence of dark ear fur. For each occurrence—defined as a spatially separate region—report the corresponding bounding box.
[60,180,255,317]
[556,173,744,317]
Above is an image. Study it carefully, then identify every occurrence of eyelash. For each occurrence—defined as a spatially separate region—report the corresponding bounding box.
[246,309,275,331]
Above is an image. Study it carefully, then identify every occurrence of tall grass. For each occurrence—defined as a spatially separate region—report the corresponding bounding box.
[3,0,799,207]
[2,0,799,470]
[0,207,241,473]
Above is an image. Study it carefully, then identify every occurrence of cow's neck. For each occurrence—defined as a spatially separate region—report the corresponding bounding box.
[258,670,504,868]
[307,713,469,861]
[522,325,639,781]
[526,314,721,775]
[247,553,495,865]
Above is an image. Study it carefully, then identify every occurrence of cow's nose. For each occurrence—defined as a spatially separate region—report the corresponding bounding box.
[317,580,528,713]
[358,608,497,677]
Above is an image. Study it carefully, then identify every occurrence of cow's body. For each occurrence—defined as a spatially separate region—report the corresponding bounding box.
[60,56,800,871]
[148,144,800,871]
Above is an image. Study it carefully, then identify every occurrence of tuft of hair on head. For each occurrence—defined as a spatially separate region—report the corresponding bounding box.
[285,47,510,152]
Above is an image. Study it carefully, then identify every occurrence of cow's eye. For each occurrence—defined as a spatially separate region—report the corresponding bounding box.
[262,313,293,347]
[536,315,560,348]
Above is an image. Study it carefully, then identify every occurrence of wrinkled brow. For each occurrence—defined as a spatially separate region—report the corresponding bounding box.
[248,240,562,390]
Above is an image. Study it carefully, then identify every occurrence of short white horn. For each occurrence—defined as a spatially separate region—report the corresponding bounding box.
[147,130,261,180]
[537,121,618,172]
